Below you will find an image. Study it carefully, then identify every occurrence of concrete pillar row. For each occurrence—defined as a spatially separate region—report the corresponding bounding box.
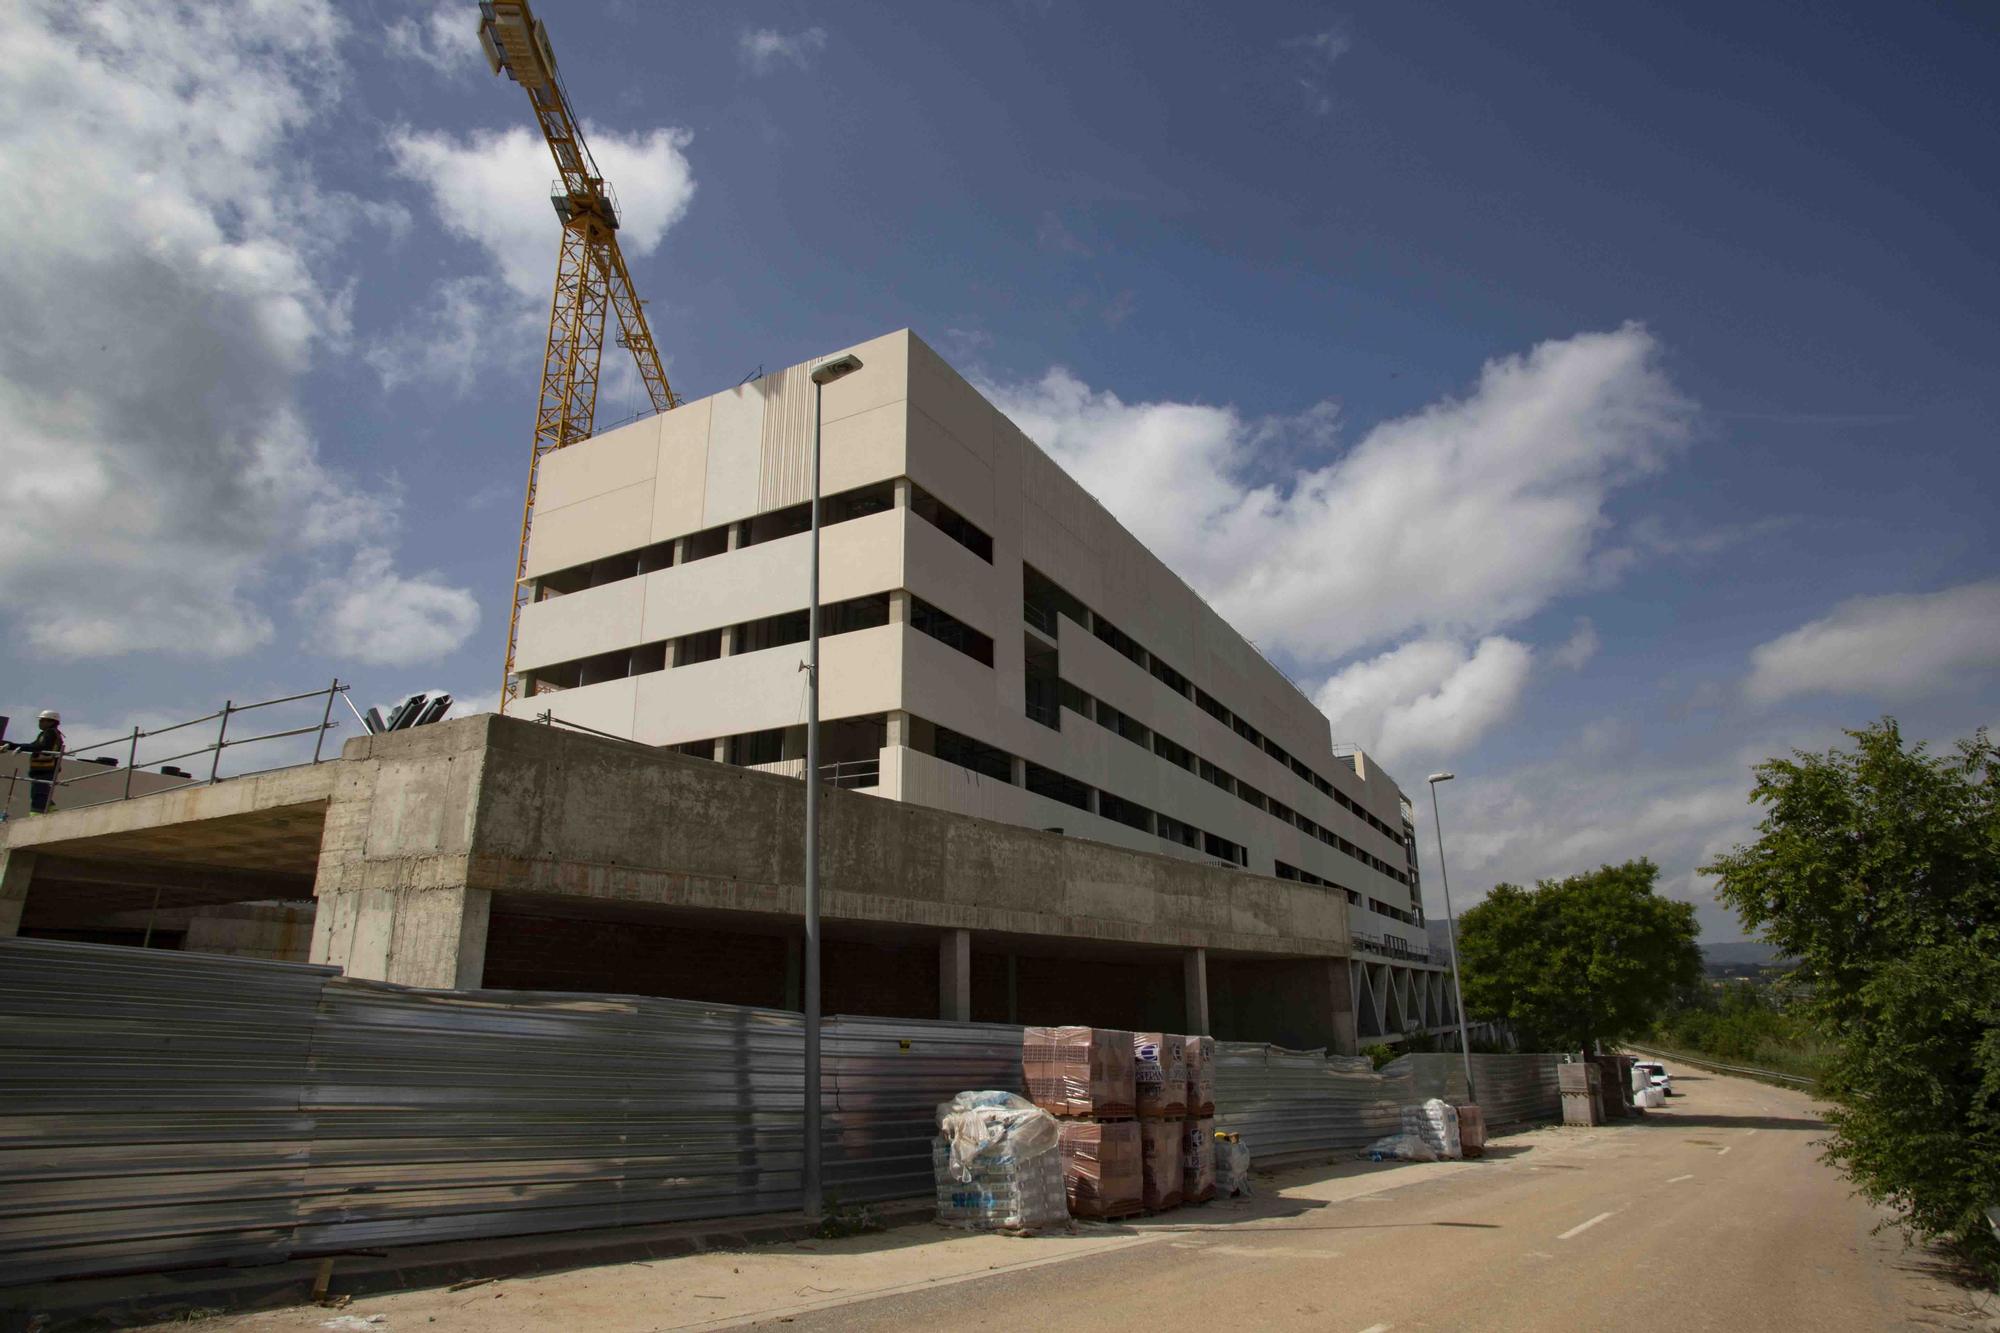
[0,848,35,938]
[1183,946,1210,1036]
[939,927,971,1022]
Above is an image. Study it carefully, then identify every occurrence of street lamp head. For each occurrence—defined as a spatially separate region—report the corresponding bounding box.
[810,353,863,386]
[1427,771,1455,784]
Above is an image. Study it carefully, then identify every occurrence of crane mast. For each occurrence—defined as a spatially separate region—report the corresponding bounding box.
[479,0,678,705]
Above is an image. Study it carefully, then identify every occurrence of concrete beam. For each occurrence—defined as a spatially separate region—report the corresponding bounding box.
[1183,946,1209,1035]
[939,927,970,1021]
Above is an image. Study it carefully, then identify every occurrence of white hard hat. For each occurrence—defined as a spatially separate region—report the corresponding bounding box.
[37,710,59,723]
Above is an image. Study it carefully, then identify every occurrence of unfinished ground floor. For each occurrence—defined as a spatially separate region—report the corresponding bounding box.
[0,714,1366,1052]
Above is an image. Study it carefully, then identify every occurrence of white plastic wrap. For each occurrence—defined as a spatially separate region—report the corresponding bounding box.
[1364,1132,1440,1162]
[1214,1134,1253,1198]
[1400,1098,1463,1160]
[933,1091,1069,1231]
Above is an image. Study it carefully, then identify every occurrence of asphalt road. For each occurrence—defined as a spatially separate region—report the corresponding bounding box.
[171,1067,1993,1333]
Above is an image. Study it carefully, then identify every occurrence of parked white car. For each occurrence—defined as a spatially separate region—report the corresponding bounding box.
[1632,1060,1674,1097]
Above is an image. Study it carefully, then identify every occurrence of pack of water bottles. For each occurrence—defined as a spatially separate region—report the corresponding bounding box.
[932,1091,1069,1232]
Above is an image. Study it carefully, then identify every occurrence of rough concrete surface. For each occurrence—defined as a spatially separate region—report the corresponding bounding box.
[122,1068,1997,1333]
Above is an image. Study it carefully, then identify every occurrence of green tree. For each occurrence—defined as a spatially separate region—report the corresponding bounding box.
[1455,858,1702,1053]
[1705,720,1999,1276]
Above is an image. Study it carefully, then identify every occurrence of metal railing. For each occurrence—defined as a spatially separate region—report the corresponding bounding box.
[14,679,351,810]
[1621,1041,1816,1088]
[1350,930,1432,964]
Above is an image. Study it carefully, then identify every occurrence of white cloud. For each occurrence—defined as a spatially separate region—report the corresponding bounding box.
[1316,637,1534,759]
[375,120,696,391]
[989,325,1690,667]
[1550,618,1599,670]
[385,2,481,76]
[1288,27,1352,116]
[298,547,480,667]
[739,26,827,74]
[0,0,466,660]
[1744,580,2000,705]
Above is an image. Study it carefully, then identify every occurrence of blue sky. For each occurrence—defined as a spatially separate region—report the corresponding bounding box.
[3,1,1995,939]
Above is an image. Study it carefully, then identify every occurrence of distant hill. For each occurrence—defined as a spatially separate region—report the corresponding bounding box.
[1701,941,1786,968]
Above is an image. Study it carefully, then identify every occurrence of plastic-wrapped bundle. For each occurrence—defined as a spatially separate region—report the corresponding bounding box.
[1023,1027,1136,1118]
[1057,1119,1142,1219]
[933,1091,1069,1232]
[1182,1116,1216,1203]
[1133,1033,1188,1119]
[1183,1035,1216,1116]
[1400,1098,1463,1159]
[1363,1132,1439,1162]
[1214,1132,1253,1198]
[1139,1118,1184,1211]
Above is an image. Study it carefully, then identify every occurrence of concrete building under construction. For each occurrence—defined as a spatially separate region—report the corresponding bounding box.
[0,332,1460,1051]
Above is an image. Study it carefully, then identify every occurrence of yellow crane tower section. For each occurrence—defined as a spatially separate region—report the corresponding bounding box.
[479,0,680,705]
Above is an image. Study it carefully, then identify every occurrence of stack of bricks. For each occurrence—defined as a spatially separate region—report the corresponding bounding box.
[1022,1027,1142,1220]
[1183,1034,1216,1204]
[1133,1032,1187,1212]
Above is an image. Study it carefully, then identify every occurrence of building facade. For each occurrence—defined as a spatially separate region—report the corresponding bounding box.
[504,330,1438,986]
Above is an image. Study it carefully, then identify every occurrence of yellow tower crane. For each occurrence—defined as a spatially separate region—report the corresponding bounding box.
[478,0,679,704]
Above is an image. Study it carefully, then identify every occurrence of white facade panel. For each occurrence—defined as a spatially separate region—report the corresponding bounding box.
[509,328,1428,955]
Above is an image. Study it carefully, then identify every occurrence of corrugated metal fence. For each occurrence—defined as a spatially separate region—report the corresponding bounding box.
[1212,1045,1563,1164]
[0,939,1559,1287]
[0,940,1029,1286]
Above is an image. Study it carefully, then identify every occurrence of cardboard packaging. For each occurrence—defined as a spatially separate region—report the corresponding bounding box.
[1133,1032,1188,1119]
[1456,1104,1487,1158]
[1139,1118,1184,1211]
[1183,1035,1216,1116]
[1181,1116,1216,1202]
[1057,1119,1143,1218]
[1022,1027,1136,1118]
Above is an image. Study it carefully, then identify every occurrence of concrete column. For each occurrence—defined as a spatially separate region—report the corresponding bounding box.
[1183,946,1210,1036]
[939,927,971,1022]
[719,625,736,656]
[0,848,35,937]
[311,885,491,990]
[889,589,911,625]
[1085,788,1100,815]
[893,477,912,509]
[662,638,679,669]
[1325,957,1358,1055]
[713,737,729,762]
[886,710,913,747]
[1009,756,1027,787]
[727,522,745,551]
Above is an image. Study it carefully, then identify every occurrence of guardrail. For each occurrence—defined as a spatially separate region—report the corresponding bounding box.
[10,680,352,811]
[1622,1041,1817,1088]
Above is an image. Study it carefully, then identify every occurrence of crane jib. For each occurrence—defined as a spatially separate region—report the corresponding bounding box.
[478,0,678,706]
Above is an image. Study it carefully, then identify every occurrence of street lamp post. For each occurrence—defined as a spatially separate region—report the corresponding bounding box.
[1427,771,1476,1105]
[801,352,862,1219]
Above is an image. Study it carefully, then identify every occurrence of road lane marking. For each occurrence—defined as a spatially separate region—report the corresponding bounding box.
[1718,1145,1733,1156]
[1557,1211,1615,1241]
[1358,1324,1393,1333]
[1668,1173,1695,1183]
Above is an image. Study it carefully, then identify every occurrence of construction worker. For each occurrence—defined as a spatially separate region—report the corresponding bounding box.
[4,710,65,814]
